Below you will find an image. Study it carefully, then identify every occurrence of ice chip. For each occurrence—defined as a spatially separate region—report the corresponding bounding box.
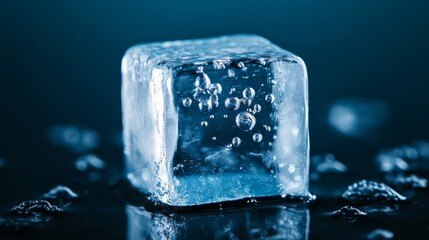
[9,200,63,223]
[366,229,394,240]
[342,180,406,204]
[122,34,309,206]
[331,205,366,223]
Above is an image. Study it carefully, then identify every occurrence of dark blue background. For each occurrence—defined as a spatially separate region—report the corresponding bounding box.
[1,0,428,239]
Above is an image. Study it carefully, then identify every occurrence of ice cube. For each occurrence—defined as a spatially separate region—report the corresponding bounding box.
[126,204,309,240]
[122,34,309,206]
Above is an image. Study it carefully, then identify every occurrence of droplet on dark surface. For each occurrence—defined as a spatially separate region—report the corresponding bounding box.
[366,229,394,239]
[342,180,406,204]
[75,154,106,172]
[43,185,78,206]
[331,205,367,223]
[387,174,428,189]
[48,125,100,153]
[9,200,63,223]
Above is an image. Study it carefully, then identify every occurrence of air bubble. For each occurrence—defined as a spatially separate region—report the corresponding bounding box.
[242,87,255,99]
[253,133,263,142]
[235,112,256,131]
[242,98,252,107]
[195,72,211,89]
[225,97,241,110]
[201,121,208,127]
[232,137,242,147]
[253,104,261,113]
[182,97,192,107]
[265,94,275,103]
[198,98,213,112]
[209,83,222,94]
[209,115,214,119]
[223,114,228,119]
[212,136,217,141]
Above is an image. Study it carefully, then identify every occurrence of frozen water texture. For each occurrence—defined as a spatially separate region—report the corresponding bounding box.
[310,154,347,179]
[75,154,106,171]
[331,205,366,223]
[48,125,100,153]
[387,174,428,189]
[342,180,406,204]
[9,200,62,223]
[43,185,78,206]
[366,229,394,240]
[122,35,309,206]
[126,204,309,240]
[328,98,389,139]
[375,140,429,172]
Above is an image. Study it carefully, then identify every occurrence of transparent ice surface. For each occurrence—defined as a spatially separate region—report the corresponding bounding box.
[126,204,309,240]
[122,34,309,206]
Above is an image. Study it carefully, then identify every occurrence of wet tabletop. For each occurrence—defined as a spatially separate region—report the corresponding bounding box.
[1,1,429,239]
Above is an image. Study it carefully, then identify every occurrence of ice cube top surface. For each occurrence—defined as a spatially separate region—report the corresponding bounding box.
[122,34,309,206]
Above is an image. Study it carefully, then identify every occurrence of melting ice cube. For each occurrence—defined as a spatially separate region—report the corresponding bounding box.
[122,35,310,206]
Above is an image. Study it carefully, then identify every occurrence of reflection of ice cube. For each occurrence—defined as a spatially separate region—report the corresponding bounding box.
[328,98,389,138]
[122,34,309,206]
[126,204,309,240]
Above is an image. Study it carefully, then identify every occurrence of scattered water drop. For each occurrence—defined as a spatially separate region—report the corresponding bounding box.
[367,229,394,240]
[242,87,255,99]
[212,136,217,141]
[342,180,406,204]
[182,97,192,107]
[254,104,262,113]
[43,185,78,206]
[253,133,263,142]
[194,72,211,89]
[225,97,241,110]
[209,115,215,119]
[201,121,208,127]
[9,200,63,223]
[223,114,228,119]
[232,137,242,147]
[235,112,256,131]
[332,205,367,223]
[265,94,275,103]
[75,154,105,172]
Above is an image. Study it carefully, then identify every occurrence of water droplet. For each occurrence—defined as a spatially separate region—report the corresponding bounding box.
[265,94,275,103]
[182,97,192,107]
[212,136,217,141]
[332,205,367,223]
[229,88,236,94]
[242,98,252,107]
[232,137,241,147]
[242,87,255,99]
[342,180,406,203]
[253,133,263,142]
[209,115,214,119]
[201,121,208,127]
[253,104,261,113]
[235,112,256,131]
[225,97,241,110]
[223,114,228,119]
[194,72,211,89]
[209,83,222,94]
[198,98,213,112]
[75,154,105,172]
[263,125,271,132]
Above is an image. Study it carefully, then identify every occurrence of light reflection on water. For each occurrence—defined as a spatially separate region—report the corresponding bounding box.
[126,204,309,240]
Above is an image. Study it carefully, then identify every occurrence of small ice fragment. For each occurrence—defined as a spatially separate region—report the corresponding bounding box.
[367,229,394,240]
[342,180,406,204]
[388,174,428,189]
[48,125,100,153]
[328,98,389,139]
[375,154,409,173]
[75,154,106,171]
[43,185,78,204]
[310,154,348,174]
[9,200,63,223]
[331,205,367,223]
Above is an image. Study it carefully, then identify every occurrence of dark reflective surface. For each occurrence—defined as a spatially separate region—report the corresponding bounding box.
[1,0,429,239]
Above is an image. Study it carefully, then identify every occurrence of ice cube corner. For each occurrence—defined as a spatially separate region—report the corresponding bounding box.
[121,34,309,206]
